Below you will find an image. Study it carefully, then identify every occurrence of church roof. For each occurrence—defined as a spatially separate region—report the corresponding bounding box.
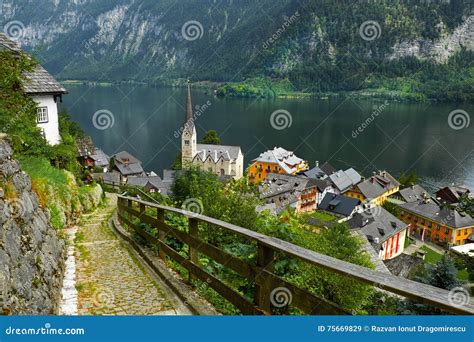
[194,144,241,163]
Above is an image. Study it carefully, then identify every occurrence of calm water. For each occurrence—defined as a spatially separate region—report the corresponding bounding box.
[61,84,474,191]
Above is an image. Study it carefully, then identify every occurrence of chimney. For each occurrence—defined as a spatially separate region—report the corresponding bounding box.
[315,160,319,167]
[124,158,129,167]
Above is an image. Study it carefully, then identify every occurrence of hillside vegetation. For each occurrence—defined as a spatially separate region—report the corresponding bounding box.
[5,0,473,101]
[0,49,103,229]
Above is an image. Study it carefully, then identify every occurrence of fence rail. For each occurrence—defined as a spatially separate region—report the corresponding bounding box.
[117,195,474,315]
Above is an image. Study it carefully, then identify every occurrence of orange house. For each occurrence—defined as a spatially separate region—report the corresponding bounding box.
[248,147,308,184]
[399,198,474,247]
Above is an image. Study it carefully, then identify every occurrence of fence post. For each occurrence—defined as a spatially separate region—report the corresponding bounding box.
[254,242,274,313]
[188,218,199,284]
[127,199,133,221]
[157,208,167,260]
[139,202,145,219]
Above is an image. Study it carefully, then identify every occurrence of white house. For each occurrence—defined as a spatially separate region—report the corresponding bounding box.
[181,82,244,179]
[0,33,67,145]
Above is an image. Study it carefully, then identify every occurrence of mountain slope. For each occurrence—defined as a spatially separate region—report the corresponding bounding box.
[2,0,473,99]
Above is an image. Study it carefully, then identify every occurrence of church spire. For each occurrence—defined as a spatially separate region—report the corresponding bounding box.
[185,80,193,125]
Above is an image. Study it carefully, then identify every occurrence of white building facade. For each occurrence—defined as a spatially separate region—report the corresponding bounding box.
[181,83,244,179]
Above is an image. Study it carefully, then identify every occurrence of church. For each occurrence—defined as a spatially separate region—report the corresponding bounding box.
[181,83,244,180]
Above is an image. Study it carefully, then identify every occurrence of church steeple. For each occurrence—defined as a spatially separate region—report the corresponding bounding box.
[184,80,193,126]
[181,80,197,167]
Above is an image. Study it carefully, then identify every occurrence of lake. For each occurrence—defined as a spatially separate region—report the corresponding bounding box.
[61,84,474,191]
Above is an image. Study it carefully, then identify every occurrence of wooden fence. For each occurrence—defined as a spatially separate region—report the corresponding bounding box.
[117,195,474,315]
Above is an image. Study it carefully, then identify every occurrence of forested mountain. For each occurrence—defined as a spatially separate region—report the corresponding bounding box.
[2,0,473,100]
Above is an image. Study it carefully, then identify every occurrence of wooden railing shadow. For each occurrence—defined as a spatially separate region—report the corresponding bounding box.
[117,195,474,315]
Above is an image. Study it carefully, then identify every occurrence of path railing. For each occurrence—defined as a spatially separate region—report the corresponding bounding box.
[117,195,474,315]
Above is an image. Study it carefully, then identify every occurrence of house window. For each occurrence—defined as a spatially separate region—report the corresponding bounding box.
[37,107,48,123]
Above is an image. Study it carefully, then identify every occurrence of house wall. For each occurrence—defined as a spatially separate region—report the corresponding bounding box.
[346,186,399,207]
[399,209,473,247]
[191,151,244,180]
[297,187,317,213]
[248,161,283,184]
[379,228,407,260]
[32,95,61,145]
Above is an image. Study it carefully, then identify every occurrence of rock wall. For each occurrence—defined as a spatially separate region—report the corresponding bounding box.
[0,137,66,315]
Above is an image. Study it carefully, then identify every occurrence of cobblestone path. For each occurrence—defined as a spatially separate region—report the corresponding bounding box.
[74,194,182,315]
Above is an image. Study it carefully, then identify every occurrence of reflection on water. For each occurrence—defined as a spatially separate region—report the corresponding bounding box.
[61,84,474,191]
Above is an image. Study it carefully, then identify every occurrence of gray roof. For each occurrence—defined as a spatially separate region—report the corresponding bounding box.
[93,172,120,185]
[329,168,362,193]
[400,198,474,229]
[319,193,360,217]
[355,171,400,199]
[23,65,67,95]
[194,144,241,163]
[0,34,67,95]
[302,166,326,179]
[112,151,143,176]
[320,162,337,175]
[127,176,162,188]
[76,136,95,158]
[348,207,408,248]
[398,184,429,203]
[90,149,110,167]
[0,33,22,53]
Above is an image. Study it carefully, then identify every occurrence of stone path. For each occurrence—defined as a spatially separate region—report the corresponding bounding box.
[74,194,185,315]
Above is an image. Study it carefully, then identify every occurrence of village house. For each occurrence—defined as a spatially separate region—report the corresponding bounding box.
[76,136,110,172]
[398,196,474,247]
[348,207,409,261]
[127,176,168,194]
[395,184,429,203]
[318,193,361,221]
[0,33,67,145]
[435,186,471,204]
[257,173,319,215]
[328,168,362,194]
[248,147,308,184]
[111,151,144,182]
[181,83,244,179]
[300,161,337,179]
[345,170,400,207]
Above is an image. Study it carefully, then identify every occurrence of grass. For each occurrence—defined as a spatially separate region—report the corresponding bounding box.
[457,268,469,281]
[310,211,338,222]
[420,246,443,264]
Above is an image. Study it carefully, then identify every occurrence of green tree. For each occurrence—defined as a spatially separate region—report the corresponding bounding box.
[201,130,221,145]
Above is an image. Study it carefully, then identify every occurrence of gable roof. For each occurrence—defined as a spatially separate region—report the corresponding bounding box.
[194,144,241,163]
[435,186,471,204]
[355,171,400,199]
[252,147,306,174]
[90,149,110,167]
[348,207,408,248]
[319,193,360,217]
[329,168,362,193]
[320,162,337,175]
[76,136,95,158]
[398,184,429,203]
[400,198,474,229]
[113,151,141,165]
[127,176,162,188]
[112,151,143,176]
[0,33,67,95]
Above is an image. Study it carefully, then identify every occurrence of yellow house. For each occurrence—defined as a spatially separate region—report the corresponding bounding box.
[345,170,400,207]
[248,147,308,184]
[399,197,474,247]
